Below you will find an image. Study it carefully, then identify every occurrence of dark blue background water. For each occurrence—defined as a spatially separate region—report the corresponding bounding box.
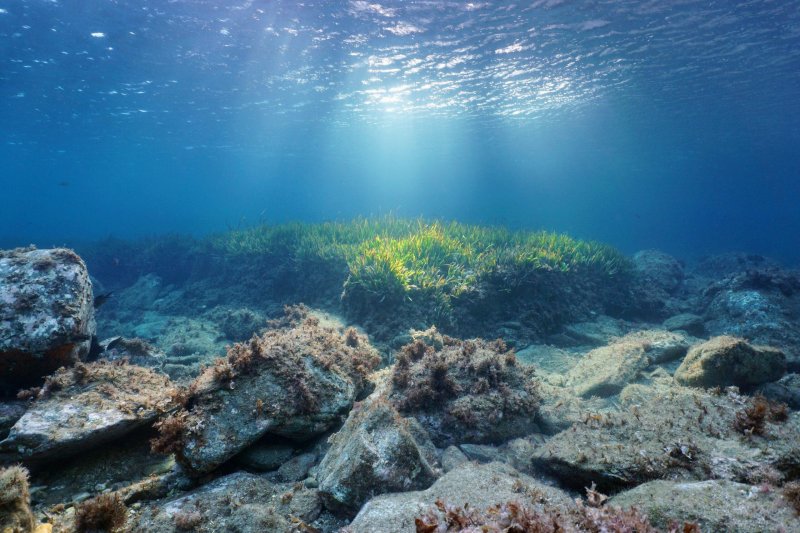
[1,1,799,263]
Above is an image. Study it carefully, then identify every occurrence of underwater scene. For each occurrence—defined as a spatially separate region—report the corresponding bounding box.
[2,1,800,532]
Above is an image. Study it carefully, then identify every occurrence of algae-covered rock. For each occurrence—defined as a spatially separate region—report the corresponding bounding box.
[389,337,539,446]
[317,395,439,516]
[347,462,574,533]
[610,479,800,532]
[0,247,95,395]
[0,361,176,461]
[128,472,321,533]
[633,249,684,294]
[160,308,380,475]
[532,384,800,493]
[0,465,35,533]
[663,313,705,336]
[674,336,786,388]
[564,330,688,398]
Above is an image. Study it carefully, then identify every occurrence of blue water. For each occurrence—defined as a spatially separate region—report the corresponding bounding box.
[1,1,799,263]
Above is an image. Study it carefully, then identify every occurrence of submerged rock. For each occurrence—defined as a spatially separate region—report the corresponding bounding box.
[0,247,95,395]
[674,336,786,388]
[610,479,800,532]
[128,471,321,533]
[758,373,800,409]
[663,313,705,336]
[346,462,574,533]
[234,440,295,472]
[0,361,176,461]
[633,249,684,294]
[389,336,539,447]
[564,330,688,398]
[156,308,380,475]
[532,383,800,493]
[317,394,439,517]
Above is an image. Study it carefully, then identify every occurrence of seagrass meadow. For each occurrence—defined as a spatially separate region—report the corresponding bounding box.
[81,217,635,342]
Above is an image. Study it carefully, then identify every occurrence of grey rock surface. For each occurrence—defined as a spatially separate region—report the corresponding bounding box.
[564,330,687,397]
[347,462,573,533]
[129,471,321,532]
[317,395,439,516]
[0,247,95,394]
[533,382,800,493]
[0,361,175,461]
[610,479,800,532]
[172,314,380,475]
[674,336,786,388]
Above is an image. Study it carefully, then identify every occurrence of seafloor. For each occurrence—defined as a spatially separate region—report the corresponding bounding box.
[1,219,800,532]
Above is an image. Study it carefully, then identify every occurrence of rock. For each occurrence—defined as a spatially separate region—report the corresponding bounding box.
[390,337,539,446]
[114,273,165,312]
[674,336,786,388]
[537,382,609,434]
[206,306,267,342]
[317,396,439,516]
[0,465,35,533]
[161,310,380,475]
[758,373,800,409]
[0,247,95,395]
[701,268,800,369]
[532,384,800,493]
[663,313,705,336]
[440,446,468,473]
[633,250,684,294]
[235,440,295,472]
[610,479,800,532]
[552,315,631,347]
[347,462,574,533]
[0,361,176,461]
[458,443,503,464]
[277,452,317,482]
[565,331,688,398]
[0,401,26,440]
[515,344,582,375]
[129,472,321,532]
[99,337,166,370]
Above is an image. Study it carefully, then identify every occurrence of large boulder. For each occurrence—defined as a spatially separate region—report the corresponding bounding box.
[155,309,380,475]
[0,247,95,395]
[674,336,786,388]
[701,268,800,369]
[610,479,800,532]
[347,462,574,533]
[564,330,689,398]
[532,383,800,493]
[389,335,540,447]
[633,250,684,295]
[317,392,439,517]
[0,361,176,461]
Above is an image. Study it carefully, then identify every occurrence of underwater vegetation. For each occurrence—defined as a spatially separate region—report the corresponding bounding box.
[208,217,632,329]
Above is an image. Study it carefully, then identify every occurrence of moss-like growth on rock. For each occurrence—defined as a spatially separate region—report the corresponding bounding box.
[74,493,127,533]
[0,465,35,533]
[390,328,540,446]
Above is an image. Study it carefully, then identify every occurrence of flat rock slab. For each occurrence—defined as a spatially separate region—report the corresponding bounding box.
[610,479,800,532]
[675,335,786,388]
[565,330,688,398]
[0,248,95,394]
[532,383,800,493]
[347,462,574,533]
[0,361,175,461]
[128,472,321,533]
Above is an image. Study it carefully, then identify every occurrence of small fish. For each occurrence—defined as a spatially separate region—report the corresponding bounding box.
[93,292,113,309]
[58,180,70,187]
